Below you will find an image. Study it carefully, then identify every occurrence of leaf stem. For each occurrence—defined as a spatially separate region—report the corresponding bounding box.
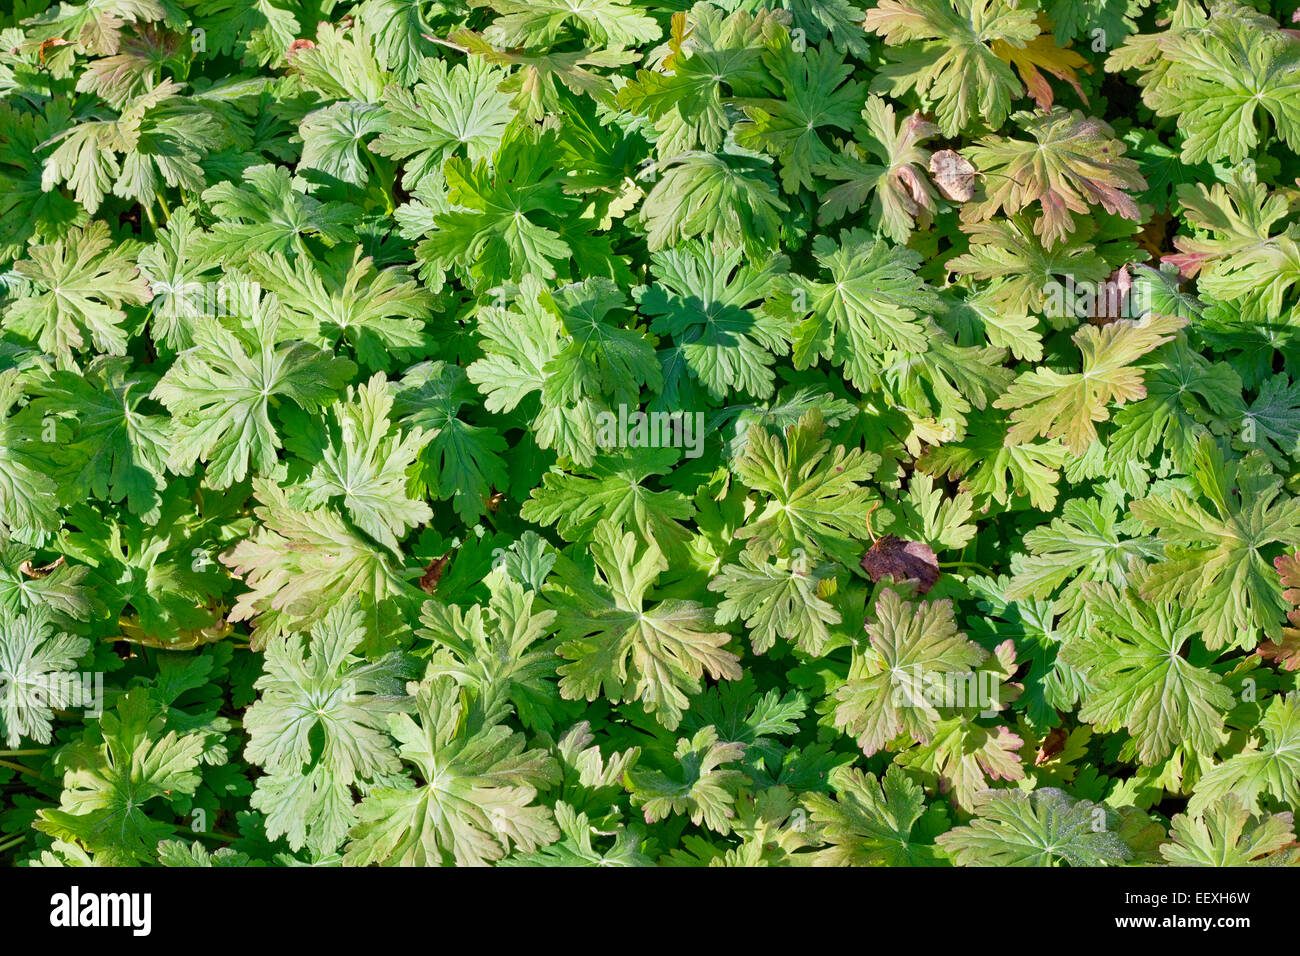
[938,560,994,576]
[0,832,27,855]
[0,758,45,780]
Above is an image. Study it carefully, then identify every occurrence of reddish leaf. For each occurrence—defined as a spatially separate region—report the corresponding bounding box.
[1260,552,1300,670]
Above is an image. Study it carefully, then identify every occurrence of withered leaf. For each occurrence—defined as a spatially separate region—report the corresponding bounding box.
[929,149,975,202]
[860,534,940,594]
[19,555,65,578]
[1035,725,1069,765]
[1088,266,1132,327]
[419,552,452,594]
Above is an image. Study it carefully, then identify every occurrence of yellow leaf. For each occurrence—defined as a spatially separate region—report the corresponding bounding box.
[991,17,1090,111]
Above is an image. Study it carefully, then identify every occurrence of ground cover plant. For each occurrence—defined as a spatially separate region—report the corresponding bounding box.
[1,0,1300,868]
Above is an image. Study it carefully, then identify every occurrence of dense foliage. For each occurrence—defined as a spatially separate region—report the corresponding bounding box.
[2,0,1300,868]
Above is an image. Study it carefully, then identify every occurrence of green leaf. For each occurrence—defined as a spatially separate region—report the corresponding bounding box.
[0,606,91,747]
[1109,336,1242,472]
[344,676,560,866]
[920,407,1070,511]
[1130,436,1300,650]
[805,765,948,866]
[0,370,62,539]
[35,689,206,865]
[418,572,560,731]
[479,0,661,48]
[1161,794,1299,866]
[249,249,432,372]
[192,0,299,66]
[936,788,1135,867]
[27,355,169,521]
[222,479,426,648]
[392,361,509,523]
[245,598,412,855]
[157,839,256,866]
[776,230,943,390]
[1060,584,1232,766]
[640,149,788,257]
[963,109,1145,249]
[200,164,359,262]
[5,221,150,365]
[734,40,863,193]
[545,521,741,729]
[636,241,790,401]
[994,314,1186,454]
[733,408,880,564]
[420,127,580,290]
[1189,692,1300,816]
[1113,4,1300,164]
[626,725,748,833]
[617,5,779,155]
[709,549,841,655]
[1006,498,1161,639]
[371,57,515,188]
[864,0,1037,136]
[521,447,694,551]
[834,588,988,756]
[499,800,652,866]
[298,102,388,187]
[466,275,604,466]
[294,373,433,554]
[152,302,356,489]
[813,95,939,242]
